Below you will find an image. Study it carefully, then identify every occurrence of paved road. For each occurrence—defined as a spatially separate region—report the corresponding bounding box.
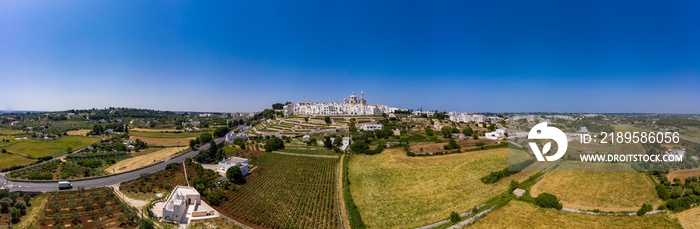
[0,137,225,192]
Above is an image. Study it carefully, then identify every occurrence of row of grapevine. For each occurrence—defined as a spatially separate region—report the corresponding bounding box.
[220,153,340,229]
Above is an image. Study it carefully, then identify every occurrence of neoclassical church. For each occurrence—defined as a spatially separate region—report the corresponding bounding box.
[284,91,396,116]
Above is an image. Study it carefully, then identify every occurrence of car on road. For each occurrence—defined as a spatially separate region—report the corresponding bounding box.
[58,181,73,190]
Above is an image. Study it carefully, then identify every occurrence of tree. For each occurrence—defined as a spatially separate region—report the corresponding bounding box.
[94,218,103,229]
[10,208,21,223]
[473,131,479,140]
[656,184,671,200]
[333,136,343,147]
[462,127,473,136]
[22,194,30,206]
[200,133,213,144]
[449,211,460,223]
[349,119,357,132]
[443,139,460,150]
[0,199,9,213]
[637,203,653,216]
[671,186,683,199]
[324,116,332,125]
[226,166,243,182]
[213,127,230,138]
[425,126,434,136]
[264,137,285,152]
[14,201,26,214]
[324,137,333,149]
[8,192,19,202]
[1,148,6,153]
[441,126,453,138]
[535,193,563,210]
[139,218,155,229]
[271,103,285,110]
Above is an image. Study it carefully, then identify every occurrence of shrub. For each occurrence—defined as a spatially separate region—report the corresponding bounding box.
[535,193,563,210]
[637,203,653,216]
[449,211,461,223]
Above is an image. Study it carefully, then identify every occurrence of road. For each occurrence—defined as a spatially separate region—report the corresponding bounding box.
[0,137,225,192]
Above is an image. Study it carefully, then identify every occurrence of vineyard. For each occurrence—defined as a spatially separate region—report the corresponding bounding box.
[217,153,340,229]
[7,151,131,180]
[38,187,139,228]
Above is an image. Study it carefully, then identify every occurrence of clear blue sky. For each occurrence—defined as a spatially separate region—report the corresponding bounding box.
[1,0,699,113]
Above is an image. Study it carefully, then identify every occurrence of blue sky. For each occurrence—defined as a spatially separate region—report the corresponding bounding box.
[1,0,699,113]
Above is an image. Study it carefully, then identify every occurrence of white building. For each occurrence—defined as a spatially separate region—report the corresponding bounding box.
[283,92,395,116]
[218,156,250,176]
[340,137,350,151]
[485,129,507,140]
[449,112,473,123]
[360,124,383,131]
[412,110,436,117]
[225,131,247,144]
[162,186,205,223]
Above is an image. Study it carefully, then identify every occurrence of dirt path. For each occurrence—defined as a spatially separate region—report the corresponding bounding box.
[338,154,351,229]
[111,184,150,212]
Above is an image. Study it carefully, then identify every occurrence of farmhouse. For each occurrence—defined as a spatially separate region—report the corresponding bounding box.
[218,156,250,176]
[485,129,507,140]
[360,123,383,131]
[162,186,216,223]
[225,131,247,144]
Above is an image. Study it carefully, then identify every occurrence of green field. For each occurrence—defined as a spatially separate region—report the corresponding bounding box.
[348,148,534,228]
[129,131,206,138]
[3,136,99,158]
[0,153,36,169]
[470,201,682,229]
[278,148,340,156]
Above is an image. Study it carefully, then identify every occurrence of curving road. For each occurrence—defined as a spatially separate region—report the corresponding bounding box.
[0,137,225,192]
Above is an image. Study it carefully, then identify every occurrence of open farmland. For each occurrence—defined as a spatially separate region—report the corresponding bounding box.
[66,129,91,136]
[348,147,534,228]
[470,201,682,229]
[216,153,340,229]
[3,136,98,158]
[0,128,23,134]
[667,168,700,182]
[129,135,194,147]
[36,188,139,228]
[675,206,700,229]
[128,131,203,138]
[105,146,187,174]
[0,153,36,170]
[530,162,662,212]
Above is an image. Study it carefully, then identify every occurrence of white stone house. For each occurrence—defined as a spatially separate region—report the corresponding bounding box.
[162,186,202,223]
[218,156,250,176]
[360,124,383,131]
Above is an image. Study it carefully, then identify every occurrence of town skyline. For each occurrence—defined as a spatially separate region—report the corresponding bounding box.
[2,1,699,113]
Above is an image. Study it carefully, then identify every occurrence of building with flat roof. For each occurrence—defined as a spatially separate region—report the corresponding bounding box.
[218,156,250,176]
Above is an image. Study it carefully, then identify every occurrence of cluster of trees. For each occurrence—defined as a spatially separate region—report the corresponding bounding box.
[349,140,384,155]
[264,136,285,152]
[535,193,563,210]
[481,159,534,184]
[89,123,128,135]
[0,190,32,224]
[212,127,230,138]
[195,140,225,164]
[443,139,460,150]
[189,132,214,149]
[653,172,700,212]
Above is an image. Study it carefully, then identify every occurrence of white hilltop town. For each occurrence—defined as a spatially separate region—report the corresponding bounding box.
[283,91,399,116]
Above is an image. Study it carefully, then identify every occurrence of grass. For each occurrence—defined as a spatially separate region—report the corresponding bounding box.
[105,146,188,174]
[129,131,206,138]
[470,201,682,229]
[16,193,48,229]
[674,206,700,229]
[3,135,98,158]
[188,218,243,229]
[0,128,22,134]
[348,147,534,228]
[65,129,90,136]
[129,135,194,147]
[0,153,36,169]
[278,148,340,156]
[530,162,662,212]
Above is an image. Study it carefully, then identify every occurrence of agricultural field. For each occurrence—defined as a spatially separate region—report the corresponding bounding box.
[667,167,700,182]
[35,188,139,229]
[66,129,91,136]
[3,136,99,158]
[470,201,682,229]
[120,162,190,201]
[129,135,194,147]
[530,163,662,212]
[128,131,203,138]
[105,146,187,174]
[0,128,22,134]
[216,153,340,229]
[278,148,340,156]
[675,206,700,229]
[348,147,534,228]
[409,138,500,154]
[0,153,36,170]
[7,152,132,180]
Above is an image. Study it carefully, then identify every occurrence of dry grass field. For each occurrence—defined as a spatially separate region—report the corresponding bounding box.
[129,128,181,132]
[66,129,90,136]
[470,201,682,229]
[530,162,662,212]
[667,168,700,182]
[348,147,535,228]
[675,206,700,229]
[105,146,187,174]
[129,135,194,147]
[0,128,22,135]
